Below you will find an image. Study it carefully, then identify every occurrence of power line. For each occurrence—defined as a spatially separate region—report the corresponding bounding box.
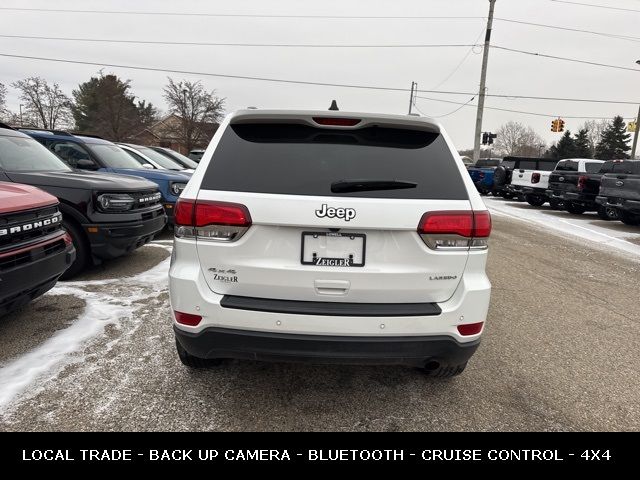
[494,18,640,42]
[429,28,485,91]
[493,45,640,72]
[430,96,477,118]
[0,7,485,19]
[1,52,638,105]
[0,35,477,49]
[416,95,636,119]
[550,0,640,13]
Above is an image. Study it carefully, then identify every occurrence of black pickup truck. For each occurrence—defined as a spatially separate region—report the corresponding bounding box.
[1,182,75,316]
[596,160,640,225]
[546,159,628,219]
[0,124,166,277]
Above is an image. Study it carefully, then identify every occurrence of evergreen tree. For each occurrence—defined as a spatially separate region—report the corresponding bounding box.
[595,116,631,159]
[573,128,592,158]
[548,130,576,159]
[72,73,158,141]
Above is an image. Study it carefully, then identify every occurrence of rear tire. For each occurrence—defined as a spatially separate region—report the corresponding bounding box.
[175,338,222,368]
[620,210,640,226]
[549,199,564,210]
[566,202,586,215]
[597,206,619,221]
[525,195,546,207]
[422,361,468,378]
[60,220,89,279]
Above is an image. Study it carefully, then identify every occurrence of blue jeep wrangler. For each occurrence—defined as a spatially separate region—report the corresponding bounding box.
[21,129,191,225]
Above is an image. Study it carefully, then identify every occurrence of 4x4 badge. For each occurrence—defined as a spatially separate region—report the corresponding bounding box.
[315,204,356,221]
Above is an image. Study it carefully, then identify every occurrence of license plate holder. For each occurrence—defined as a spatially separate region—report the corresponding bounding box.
[301,232,366,267]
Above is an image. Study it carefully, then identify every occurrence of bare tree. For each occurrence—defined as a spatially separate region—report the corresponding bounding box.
[493,121,546,157]
[581,119,609,157]
[163,78,225,152]
[0,82,7,121]
[11,77,72,129]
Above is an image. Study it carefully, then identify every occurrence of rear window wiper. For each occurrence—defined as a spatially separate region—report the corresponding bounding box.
[331,179,418,193]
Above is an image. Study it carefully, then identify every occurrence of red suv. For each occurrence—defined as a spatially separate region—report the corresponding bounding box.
[0,182,75,316]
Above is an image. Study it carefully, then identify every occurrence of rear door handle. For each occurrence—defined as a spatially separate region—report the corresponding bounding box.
[314,280,350,296]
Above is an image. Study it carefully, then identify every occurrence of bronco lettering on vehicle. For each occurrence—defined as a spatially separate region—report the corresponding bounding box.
[0,212,62,237]
[315,204,356,221]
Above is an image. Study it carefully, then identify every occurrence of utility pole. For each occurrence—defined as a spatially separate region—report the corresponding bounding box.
[632,104,640,159]
[473,0,497,162]
[408,81,416,115]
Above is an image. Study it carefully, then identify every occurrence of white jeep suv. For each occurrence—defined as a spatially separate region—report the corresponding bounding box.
[169,109,491,376]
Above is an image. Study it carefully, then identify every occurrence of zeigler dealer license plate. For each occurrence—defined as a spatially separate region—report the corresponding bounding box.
[301,232,366,267]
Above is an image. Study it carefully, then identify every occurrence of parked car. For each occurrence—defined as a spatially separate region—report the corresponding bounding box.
[118,143,195,173]
[467,158,502,195]
[0,181,75,316]
[547,159,625,219]
[544,159,606,211]
[1,125,166,277]
[493,157,540,199]
[169,109,491,377]
[504,158,559,204]
[188,149,205,161]
[149,146,200,171]
[20,129,191,226]
[596,160,640,225]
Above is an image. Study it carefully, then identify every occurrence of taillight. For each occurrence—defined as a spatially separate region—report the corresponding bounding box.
[478,172,485,180]
[418,211,491,250]
[174,198,252,242]
[174,310,202,326]
[457,322,484,336]
[312,117,361,127]
[531,172,541,184]
[577,175,588,191]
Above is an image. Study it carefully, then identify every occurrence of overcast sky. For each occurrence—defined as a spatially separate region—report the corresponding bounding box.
[1,0,639,149]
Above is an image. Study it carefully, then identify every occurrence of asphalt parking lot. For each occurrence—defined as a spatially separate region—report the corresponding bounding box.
[0,205,639,431]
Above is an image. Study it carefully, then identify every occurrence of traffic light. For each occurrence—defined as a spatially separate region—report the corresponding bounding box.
[488,133,497,145]
[551,118,564,132]
[482,132,489,145]
[628,121,637,133]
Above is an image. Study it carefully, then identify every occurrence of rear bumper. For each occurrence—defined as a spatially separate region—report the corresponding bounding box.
[506,184,524,194]
[0,240,75,316]
[596,195,640,213]
[522,186,547,195]
[83,211,167,260]
[561,192,597,206]
[175,325,480,367]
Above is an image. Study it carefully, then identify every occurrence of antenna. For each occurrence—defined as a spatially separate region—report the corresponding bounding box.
[329,100,339,111]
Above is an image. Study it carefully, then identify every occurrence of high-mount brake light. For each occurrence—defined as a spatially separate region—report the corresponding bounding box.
[312,117,361,127]
[418,211,491,250]
[174,198,252,242]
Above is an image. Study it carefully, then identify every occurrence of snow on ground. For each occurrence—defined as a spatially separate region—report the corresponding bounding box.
[484,197,640,258]
[0,244,172,410]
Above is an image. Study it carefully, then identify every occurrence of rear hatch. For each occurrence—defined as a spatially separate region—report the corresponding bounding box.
[193,116,475,304]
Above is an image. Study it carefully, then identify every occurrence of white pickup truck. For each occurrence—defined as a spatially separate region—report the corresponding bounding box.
[506,158,558,206]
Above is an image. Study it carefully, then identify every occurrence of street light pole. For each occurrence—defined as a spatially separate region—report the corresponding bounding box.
[473,0,497,162]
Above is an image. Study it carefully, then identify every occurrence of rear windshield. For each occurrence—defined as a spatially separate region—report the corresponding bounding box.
[600,161,640,174]
[555,160,578,171]
[201,123,468,200]
[475,159,501,168]
[585,162,603,173]
[537,161,558,171]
